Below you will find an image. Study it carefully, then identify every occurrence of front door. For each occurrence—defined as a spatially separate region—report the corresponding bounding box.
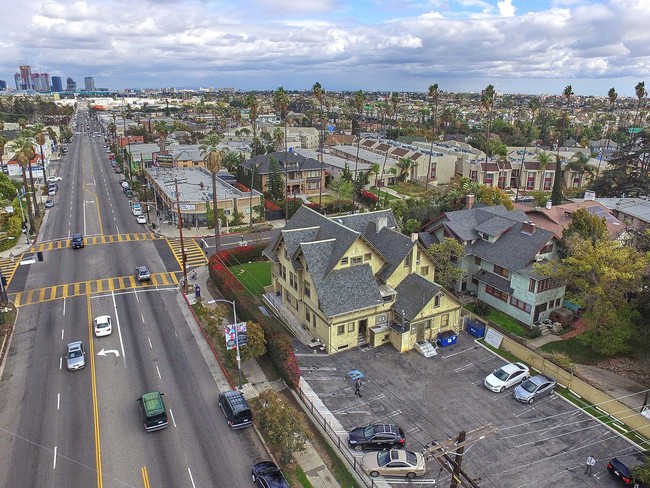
[358,319,367,343]
[416,323,425,341]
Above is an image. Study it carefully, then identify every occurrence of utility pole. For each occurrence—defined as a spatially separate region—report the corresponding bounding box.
[450,430,466,488]
[175,178,187,291]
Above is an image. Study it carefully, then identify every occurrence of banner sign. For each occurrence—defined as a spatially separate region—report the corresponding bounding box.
[224,322,248,350]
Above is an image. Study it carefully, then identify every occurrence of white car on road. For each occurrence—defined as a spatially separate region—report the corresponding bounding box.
[47,176,63,183]
[93,315,112,337]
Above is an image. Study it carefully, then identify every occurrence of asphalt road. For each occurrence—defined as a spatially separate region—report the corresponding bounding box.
[0,109,266,488]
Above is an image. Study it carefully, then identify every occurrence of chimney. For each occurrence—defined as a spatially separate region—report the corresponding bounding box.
[545,201,552,210]
[466,194,475,209]
[584,190,596,201]
[521,221,536,235]
[411,233,418,243]
[376,216,388,233]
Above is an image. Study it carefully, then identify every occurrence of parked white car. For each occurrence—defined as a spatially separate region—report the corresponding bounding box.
[484,362,530,392]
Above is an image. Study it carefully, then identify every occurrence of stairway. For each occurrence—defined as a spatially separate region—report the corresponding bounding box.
[415,340,437,358]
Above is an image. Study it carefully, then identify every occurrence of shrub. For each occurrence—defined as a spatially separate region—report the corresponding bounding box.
[475,301,492,316]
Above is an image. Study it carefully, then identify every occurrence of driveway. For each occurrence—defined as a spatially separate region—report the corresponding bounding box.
[295,332,643,487]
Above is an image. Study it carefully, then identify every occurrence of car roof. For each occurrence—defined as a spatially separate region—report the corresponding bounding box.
[500,362,525,373]
[528,374,553,385]
[68,341,83,350]
[140,391,165,414]
[95,315,111,322]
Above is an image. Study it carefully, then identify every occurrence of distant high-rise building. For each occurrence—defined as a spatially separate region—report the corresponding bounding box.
[51,76,63,92]
[66,77,77,91]
[0,80,7,91]
[84,76,95,91]
[14,73,22,90]
[31,73,51,92]
[19,65,33,90]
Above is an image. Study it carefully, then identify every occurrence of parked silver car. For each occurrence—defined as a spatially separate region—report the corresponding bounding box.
[65,341,86,371]
[513,374,556,403]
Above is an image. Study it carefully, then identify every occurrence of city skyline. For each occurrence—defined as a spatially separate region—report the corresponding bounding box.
[1,0,649,96]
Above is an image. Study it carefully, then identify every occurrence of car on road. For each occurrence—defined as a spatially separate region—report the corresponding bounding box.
[47,176,62,183]
[348,423,406,451]
[137,391,169,432]
[136,214,147,224]
[47,187,57,196]
[93,315,112,337]
[513,374,557,404]
[362,449,426,479]
[484,362,530,392]
[44,199,54,208]
[607,457,644,487]
[251,461,290,488]
[71,233,84,249]
[136,266,151,281]
[65,341,86,371]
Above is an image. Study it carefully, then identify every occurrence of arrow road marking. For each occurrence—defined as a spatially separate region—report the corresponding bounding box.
[97,348,120,357]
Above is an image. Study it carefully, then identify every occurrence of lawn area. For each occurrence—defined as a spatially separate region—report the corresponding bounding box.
[464,303,529,337]
[228,261,272,296]
[369,187,398,201]
[539,336,606,364]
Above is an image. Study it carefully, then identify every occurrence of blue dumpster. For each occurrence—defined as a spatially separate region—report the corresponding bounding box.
[466,319,486,338]
[436,330,458,348]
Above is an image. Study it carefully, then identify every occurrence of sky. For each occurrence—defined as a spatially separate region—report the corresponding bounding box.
[1,0,649,96]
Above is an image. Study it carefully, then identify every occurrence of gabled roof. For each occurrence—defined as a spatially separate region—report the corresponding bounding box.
[442,206,529,242]
[393,274,441,321]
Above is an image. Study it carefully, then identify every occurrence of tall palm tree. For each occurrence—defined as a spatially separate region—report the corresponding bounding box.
[273,87,290,220]
[481,84,496,183]
[566,152,595,187]
[395,157,414,183]
[199,134,224,254]
[17,118,28,131]
[0,135,7,172]
[13,136,35,230]
[33,128,47,214]
[389,92,400,140]
[633,81,646,143]
[351,90,365,209]
[246,94,259,155]
[536,151,553,191]
[312,82,326,208]
[272,127,284,152]
[599,87,618,175]
[153,121,169,152]
[515,98,540,202]
[425,83,440,188]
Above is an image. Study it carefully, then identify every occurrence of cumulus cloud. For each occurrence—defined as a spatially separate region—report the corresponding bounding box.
[0,0,649,94]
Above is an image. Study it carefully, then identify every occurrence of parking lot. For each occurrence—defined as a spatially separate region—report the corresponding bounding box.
[296,332,644,487]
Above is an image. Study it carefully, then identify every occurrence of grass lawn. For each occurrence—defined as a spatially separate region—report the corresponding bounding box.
[539,336,606,364]
[369,188,398,202]
[464,303,529,337]
[228,261,272,296]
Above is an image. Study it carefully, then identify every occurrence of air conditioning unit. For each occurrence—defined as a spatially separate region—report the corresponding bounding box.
[535,256,543,262]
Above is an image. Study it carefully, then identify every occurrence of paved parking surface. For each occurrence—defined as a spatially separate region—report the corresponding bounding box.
[296,332,644,487]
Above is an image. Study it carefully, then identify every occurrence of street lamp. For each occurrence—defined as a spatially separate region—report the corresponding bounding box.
[211,298,243,389]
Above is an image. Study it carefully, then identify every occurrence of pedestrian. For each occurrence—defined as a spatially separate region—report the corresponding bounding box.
[585,455,596,476]
[9,253,14,264]
[354,378,362,397]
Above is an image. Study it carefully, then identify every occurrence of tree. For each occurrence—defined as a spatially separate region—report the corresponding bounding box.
[351,89,366,208]
[246,94,259,154]
[634,81,646,131]
[273,87,290,219]
[476,186,514,209]
[535,151,552,191]
[266,156,284,201]
[395,157,413,183]
[551,154,563,205]
[536,236,650,355]
[599,87,618,175]
[427,238,466,291]
[153,121,169,152]
[0,135,7,171]
[481,84,496,182]
[565,151,595,188]
[257,389,308,463]
[562,208,608,245]
[13,136,35,230]
[425,83,440,188]
[272,127,284,152]
[312,81,326,208]
[221,150,244,173]
[199,134,223,254]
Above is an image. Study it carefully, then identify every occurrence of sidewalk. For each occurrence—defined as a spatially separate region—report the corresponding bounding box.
[185,265,341,488]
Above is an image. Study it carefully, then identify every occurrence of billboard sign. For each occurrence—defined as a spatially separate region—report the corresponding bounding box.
[224,322,248,350]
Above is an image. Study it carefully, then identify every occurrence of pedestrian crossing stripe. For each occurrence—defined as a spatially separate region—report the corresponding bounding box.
[27,232,162,252]
[166,238,208,270]
[9,271,181,307]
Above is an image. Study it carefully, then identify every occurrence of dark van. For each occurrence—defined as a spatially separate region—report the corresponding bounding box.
[218,390,252,429]
[137,391,169,432]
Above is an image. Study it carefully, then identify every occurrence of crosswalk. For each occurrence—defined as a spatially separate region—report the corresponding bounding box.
[30,232,162,252]
[167,238,208,270]
[10,271,181,307]
[0,256,19,283]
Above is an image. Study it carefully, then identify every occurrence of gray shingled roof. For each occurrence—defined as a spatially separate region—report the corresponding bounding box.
[474,216,516,238]
[443,206,528,242]
[473,270,514,294]
[363,226,415,281]
[314,265,384,317]
[393,274,441,321]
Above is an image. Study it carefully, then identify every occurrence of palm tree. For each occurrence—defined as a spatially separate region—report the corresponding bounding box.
[0,135,7,172]
[634,81,646,131]
[351,90,365,209]
[425,83,440,188]
[389,92,400,140]
[17,118,28,131]
[566,152,595,187]
[536,151,553,191]
[312,82,326,208]
[272,127,284,152]
[273,87,290,220]
[33,128,47,216]
[153,121,169,152]
[395,157,414,183]
[599,87,618,175]
[246,94,259,155]
[13,137,35,230]
[368,162,381,188]
[481,84,496,183]
[561,84,574,147]
[199,134,224,254]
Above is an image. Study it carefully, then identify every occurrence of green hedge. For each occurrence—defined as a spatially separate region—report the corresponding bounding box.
[209,245,301,388]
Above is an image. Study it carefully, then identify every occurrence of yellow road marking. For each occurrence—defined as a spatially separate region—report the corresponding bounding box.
[88,293,103,487]
[141,466,150,488]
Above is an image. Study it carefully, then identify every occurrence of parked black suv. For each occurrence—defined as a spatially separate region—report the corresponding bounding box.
[347,423,405,451]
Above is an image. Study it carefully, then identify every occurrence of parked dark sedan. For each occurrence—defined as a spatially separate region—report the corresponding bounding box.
[347,423,406,451]
[608,457,644,487]
[252,461,289,488]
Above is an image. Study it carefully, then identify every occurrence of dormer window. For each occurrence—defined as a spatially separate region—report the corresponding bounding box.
[340,257,349,265]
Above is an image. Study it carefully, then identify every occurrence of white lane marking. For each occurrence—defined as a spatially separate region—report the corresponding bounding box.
[53,446,57,469]
[111,290,127,368]
[148,337,152,349]
[188,468,197,488]
[141,314,145,324]
[61,329,64,340]
[156,365,161,380]
[169,409,176,428]
[62,298,66,316]
[57,393,60,410]
[59,357,62,370]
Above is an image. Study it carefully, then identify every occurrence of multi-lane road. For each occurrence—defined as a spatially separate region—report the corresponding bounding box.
[0,109,266,488]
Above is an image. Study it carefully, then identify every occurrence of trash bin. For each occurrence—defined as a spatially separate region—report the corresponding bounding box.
[194,285,201,298]
[466,319,486,338]
[436,330,458,348]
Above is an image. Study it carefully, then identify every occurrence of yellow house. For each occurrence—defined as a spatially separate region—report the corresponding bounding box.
[263,205,462,354]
